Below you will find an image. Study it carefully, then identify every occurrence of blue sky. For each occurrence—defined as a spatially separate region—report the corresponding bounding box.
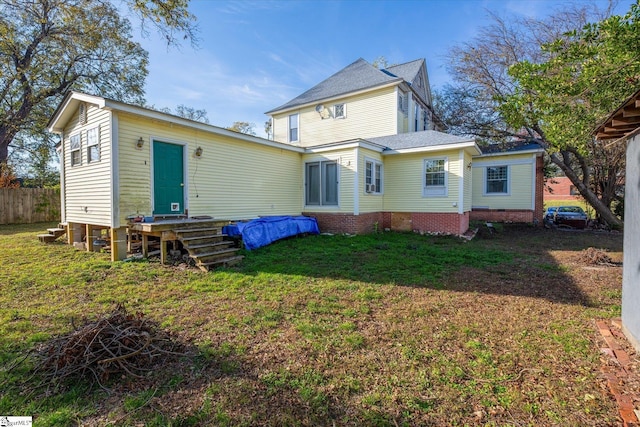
[131,0,632,137]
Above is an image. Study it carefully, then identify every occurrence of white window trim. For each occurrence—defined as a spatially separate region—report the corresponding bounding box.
[304,158,340,207]
[398,92,408,115]
[288,113,299,143]
[364,157,383,195]
[333,103,346,119]
[483,165,510,196]
[70,133,82,167]
[423,157,448,197]
[86,126,100,163]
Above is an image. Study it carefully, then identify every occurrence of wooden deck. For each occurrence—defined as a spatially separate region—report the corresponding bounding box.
[128,218,242,270]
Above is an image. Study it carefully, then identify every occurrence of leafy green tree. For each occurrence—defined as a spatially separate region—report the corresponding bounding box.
[502,3,640,229]
[0,0,197,183]
[442,2,626,228]
[227,121,256,136]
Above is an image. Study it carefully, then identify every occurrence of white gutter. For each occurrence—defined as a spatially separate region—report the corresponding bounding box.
[354,147,360,215]
[383,141,481,156]
[458,149,465,214]
[531,153,537,210]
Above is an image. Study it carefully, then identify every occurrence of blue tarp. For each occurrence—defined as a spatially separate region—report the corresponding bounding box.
[222,216,320,250]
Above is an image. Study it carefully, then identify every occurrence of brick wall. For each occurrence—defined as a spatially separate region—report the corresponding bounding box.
[470,209,534,223]
[303,212,384,234]
[544,176,580,201]
[410,212,469,235]
[305,211,469,235]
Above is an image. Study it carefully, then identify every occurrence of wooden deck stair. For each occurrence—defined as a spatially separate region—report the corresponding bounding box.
[173,226,243,272]
[37,226,67,243]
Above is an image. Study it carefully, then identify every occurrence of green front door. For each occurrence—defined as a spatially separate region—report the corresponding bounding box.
[153,141,184,215]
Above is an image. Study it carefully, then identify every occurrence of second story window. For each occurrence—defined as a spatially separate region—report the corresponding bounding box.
[398,92,409,116]
[334,103,345,119]
[70,134,81,166]
[289,113,299,142]
[87,126,100,163]
[422,108,429,130]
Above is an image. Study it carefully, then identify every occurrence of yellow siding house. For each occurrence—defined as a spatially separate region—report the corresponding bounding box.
[47,57,544,261]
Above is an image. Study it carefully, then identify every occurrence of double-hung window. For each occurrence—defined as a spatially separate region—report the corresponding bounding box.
[424,158,447,196]
[70,134,81,166]
[365,159,382,194]
[306,160,338,206]
[486,166,508,194]
[398,93,407,115]
[289,113,299,142]
[87,127,100,163]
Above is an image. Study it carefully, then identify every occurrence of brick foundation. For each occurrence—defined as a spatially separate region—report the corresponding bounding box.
[470,209,535,223]
[305,211,469,235]
[303,212,385,234]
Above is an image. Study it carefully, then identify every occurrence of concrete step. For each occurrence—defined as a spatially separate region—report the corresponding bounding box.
[38,233,59,243]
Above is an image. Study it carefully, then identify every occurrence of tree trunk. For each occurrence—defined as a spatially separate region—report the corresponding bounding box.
[0,126,14,165]
[549,152,623,230]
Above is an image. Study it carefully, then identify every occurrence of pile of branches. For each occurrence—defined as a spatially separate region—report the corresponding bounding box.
[31,304,187,391]
[578,247,615,265]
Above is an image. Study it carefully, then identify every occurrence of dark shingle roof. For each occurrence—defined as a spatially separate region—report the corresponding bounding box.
[384,59,424,84]
[366,130,474,150]
[265,58,402,114]
[479,140,544,155]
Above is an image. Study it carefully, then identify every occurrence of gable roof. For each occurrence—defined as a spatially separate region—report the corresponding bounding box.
[48,92,304,153]
[383,59,424,83]
[265,58,402,114]
[366,130,480,155]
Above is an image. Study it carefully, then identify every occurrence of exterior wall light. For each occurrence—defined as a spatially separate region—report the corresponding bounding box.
[195,146,203,157]
[467,162,472,170]
[136,137,144,149]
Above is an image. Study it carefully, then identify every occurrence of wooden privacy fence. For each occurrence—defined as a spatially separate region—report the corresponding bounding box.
[0,188,61,225]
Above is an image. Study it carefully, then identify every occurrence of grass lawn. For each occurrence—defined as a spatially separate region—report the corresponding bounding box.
[0,222,625,426]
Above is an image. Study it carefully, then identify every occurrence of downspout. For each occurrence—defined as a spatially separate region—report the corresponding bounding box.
[458,149,464,214]
[531,153,536,212]
[353,147,360,216]
[57,133,66,224]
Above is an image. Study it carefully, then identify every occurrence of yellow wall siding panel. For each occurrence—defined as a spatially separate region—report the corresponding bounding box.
[471,153,535,210]
[117,115,153,223]
[383,150,461,212]
[272,87,398,146]
[117,114,302,226]
[464,151,473,212]
[359,148,384,213]
[302,149,355,213]
[63,103,113,226]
